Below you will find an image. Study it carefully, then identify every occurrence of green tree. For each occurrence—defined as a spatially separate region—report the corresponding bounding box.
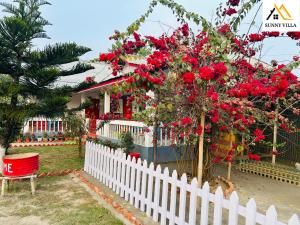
[0,0,93,152]
[64,114,87,158]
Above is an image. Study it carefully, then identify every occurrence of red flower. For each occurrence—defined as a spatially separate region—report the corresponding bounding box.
[126,77,136,84]
[277,79,289,91]
[228,0,240,6]
[195,125,203,135]
[248,33,265,42]
[280,123,289,131]
[248,153,261,161]
[181,24,189,36]
[171,122,178,127]
[224,8,237,16]
[188,95,195,103]
[182,72,195,84]
[293,55,299,61]
[287,32,300,40]
[181,117,192,125]
[212,62,228,77]
[262,31,280,37]
[254,128,265,142]
[220,125,228,131]
[133,32,141,41]
[85,76,94,83]
[213,156,222,164]
[182,55,198,67]
[199,66,214,80]
[211,110,219,123]
[211,114,219,123]
[210,92,219,101]
[220,103,230,110]
[99,52,116,61]
[225,155,233,162]
[217,24,231,34]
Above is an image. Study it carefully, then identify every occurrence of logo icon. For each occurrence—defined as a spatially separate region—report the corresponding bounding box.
[266,4,292,21]
[263,0,300,32]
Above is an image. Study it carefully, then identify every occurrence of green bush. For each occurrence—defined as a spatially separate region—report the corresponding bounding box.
[120,132,135,155]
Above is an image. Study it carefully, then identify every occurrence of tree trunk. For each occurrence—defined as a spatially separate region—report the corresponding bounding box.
[197,112,205,187]
[0,145,5,175]
[78,137,82,158]
[3,76,20,151]
[152,93,160,166]
[227,130,234,180]
[153,115,158,166]
[272,106,279,165]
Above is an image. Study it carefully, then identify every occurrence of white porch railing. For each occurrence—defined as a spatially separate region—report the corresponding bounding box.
[84,142,300,225]
[23,117,65,134]
[96,119,174,147]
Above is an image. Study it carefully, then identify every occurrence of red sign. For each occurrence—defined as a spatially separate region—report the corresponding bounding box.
[3,153,39,177]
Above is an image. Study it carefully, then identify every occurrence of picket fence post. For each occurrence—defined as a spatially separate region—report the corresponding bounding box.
[134,158,142,208]
[120,153,127,197]
[200,182,210,225]
[146,162,154,217]
[265,206,277,225]
[124,156,131,201]
[169,170,178,225]
[129,157,137,205]
[228,191,239,225]
[160,167,169,225]
[140,160,148,212]
[188,178,198,225]
[152,165,161,222]
[213,186,223,225]
[288,214,300,225]
[246,198,256,225]
[178,173,187,225]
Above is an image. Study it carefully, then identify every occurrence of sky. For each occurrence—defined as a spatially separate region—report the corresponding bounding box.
[1,0,300,70]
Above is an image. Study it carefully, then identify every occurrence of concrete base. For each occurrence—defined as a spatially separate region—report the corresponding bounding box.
[98,137,193,163]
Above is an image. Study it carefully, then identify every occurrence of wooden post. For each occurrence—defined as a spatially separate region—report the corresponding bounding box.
[1,178,5,196]
[227,130,234,181]
[30,176,36,195]
[197,112,205,187]
[272,106,279,165]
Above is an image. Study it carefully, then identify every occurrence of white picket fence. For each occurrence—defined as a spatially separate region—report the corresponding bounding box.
[84,142,300,225]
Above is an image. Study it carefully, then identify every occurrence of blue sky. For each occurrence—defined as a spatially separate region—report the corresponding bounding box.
[1,0,300,69]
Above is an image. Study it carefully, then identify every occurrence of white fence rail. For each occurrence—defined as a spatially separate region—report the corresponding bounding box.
[96,119,174,147]
[84,142,300,225]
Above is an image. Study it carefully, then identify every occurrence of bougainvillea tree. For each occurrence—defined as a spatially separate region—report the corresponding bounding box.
[99,0,300,183]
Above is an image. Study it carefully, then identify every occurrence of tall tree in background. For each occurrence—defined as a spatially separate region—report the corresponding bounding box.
[0,0,93,153]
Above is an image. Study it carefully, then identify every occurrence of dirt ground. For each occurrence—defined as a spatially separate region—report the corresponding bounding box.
[0,175,123,225]
[215,164,300,223]
[162,161,300,223]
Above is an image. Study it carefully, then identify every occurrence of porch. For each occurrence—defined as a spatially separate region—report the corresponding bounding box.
[95,119,182,163]
[70,76,185,163]
[23,117,66,135]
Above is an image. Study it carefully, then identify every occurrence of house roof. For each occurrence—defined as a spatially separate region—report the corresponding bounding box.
[56,61,121,87]
[77,76,128,93]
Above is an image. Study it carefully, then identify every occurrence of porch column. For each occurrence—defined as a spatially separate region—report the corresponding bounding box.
[104,92,110,113]
[53,120,56,132]
[144,126,154,148]
[81,93,86,118]
[103,92,110,138]
[23,120,30,134]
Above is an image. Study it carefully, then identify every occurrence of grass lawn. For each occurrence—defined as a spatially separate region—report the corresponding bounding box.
[0,175,123,225]
[10,145,85,173]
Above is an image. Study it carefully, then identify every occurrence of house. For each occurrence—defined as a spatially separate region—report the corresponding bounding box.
[67,60,178,163]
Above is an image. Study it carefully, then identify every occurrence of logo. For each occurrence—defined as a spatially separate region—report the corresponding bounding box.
[263,0,300,31]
